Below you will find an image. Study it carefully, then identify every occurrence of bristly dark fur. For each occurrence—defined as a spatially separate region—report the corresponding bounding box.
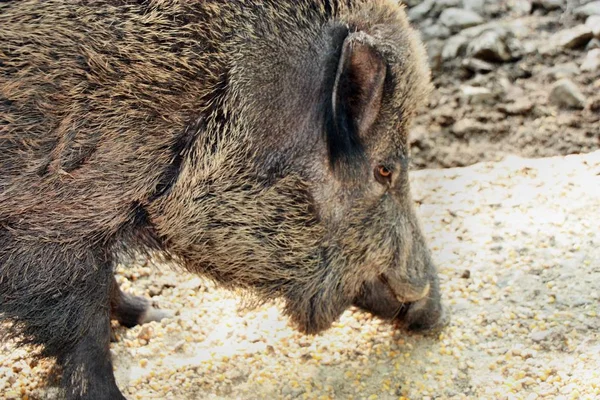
[1,1,442,398]
[150,116,205,201]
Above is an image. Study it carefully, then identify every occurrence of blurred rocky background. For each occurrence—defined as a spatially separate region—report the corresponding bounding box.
[401,0,600,169]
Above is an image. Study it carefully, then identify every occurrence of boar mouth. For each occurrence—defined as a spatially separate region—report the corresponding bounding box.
[352,277,408,321]
[353,275,447,333]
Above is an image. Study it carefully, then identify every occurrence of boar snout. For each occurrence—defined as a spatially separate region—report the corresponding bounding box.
[353,273,447,334]
[402,292,448,333]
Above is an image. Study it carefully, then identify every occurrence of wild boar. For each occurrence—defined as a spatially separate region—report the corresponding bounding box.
[0,0,446,398]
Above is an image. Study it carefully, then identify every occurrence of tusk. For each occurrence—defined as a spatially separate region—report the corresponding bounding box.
[395,282,430,303]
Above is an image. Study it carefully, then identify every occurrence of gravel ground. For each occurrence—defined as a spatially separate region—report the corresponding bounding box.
[2,150,599,399]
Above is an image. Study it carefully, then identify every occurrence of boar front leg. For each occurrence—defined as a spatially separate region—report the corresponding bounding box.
[58,312,125,400]
[52,255,125,399]
[0,239,126,399]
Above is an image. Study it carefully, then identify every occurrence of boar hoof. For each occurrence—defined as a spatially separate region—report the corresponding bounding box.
[139,307,174,325]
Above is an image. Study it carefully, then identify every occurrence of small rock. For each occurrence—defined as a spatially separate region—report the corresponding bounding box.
[511,0,533,15]
[543,62,580,79]
[434,111,456,127]
[452,118,482,137]
[461,22,507,39]
[500,98,534,115]
[173,340,186,352]
[549,79,587,109]
[148,285,163,297]
[408,0,435,22]
[574,1,600,18]
[439,8,484,31]
[587,15,600,38]
[432,0,462,13]
[530,330,552,343]
[590,97,600,112]
[466,29,512,62]
[461,57,495,73]
[137,325,153,342]
[521,40,539,55]
[420,17,436,28]
[461,270,471,279]
[179,276,203,289]
[507,63,533,80]
[422,23,452,40]
[461,85,495,104]
[462,0,485,13]
[505,36,525,59]
[552,25,594,49]
[581,48,600,71]
[533,0,564,10]
[587,38,600,49]
[442,34,469,59]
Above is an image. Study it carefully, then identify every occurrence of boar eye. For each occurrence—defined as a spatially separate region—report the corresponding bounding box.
[375,165,392,185]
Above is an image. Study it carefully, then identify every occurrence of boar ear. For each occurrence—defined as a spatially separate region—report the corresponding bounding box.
[327,32,386,175]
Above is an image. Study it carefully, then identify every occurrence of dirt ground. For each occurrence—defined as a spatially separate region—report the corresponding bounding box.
[1,1,600,399]
[407,0,599,170]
